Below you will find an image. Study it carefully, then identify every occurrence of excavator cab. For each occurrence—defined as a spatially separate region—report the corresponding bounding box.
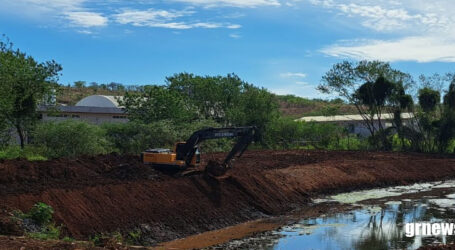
[175,142,200,166]
[142,126,256,176]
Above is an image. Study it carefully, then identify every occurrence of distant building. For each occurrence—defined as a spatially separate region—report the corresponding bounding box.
[11,95,129,144]
[296,113,414,137]
[39,95,129,124]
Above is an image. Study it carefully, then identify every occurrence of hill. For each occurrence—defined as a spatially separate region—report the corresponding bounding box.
[55,86,357,118]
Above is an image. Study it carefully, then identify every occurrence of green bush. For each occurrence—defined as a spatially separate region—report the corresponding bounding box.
[0,146,21,160]
[28,202,54,226]
[261,118,366,150]
[32,120,112,158]
[102,120,178,155]
[126,229,142,245]
[301,121,345,149]
[27,224,61,240]
[0,145,47,161]
[14,202,61,241]
[328,135,369,150]
[391,134,412,151]
[263,118,304,149]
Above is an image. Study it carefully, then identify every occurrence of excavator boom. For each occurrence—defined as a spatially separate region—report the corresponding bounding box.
[177,127,256,167]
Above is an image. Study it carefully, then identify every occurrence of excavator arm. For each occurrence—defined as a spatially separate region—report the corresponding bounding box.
[176,126,256,168]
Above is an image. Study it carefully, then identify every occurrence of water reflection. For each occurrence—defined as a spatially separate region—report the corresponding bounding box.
[274,198,455,250]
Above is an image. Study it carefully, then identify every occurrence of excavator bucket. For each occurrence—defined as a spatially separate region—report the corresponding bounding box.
[204,160,228,177]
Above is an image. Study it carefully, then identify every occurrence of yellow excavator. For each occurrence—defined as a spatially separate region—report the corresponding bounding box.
[141,127,256,176]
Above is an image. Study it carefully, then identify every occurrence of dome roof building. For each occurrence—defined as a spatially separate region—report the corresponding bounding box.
[75,95,124,108]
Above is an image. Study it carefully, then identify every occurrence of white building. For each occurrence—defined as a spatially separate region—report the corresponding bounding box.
[296,113,414,137]
[39,95,129,124]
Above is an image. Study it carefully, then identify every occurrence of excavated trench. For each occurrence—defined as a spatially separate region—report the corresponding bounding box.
[1,150,455,247]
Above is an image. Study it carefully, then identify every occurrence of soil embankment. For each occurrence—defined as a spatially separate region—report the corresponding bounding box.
[1,150,455,245]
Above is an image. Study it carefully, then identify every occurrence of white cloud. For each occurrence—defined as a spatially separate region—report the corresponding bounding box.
[322,36,455,63]
[65,12,108,27]
[0,0,108,30]
[77,30,93,34]
[3,0,86,13]
[0,0,248,32]
[114,8,240,29]
[229,33,241,39]
[310,0,455,62]
[169,0,280,8]
[308,0,450,32]
[280,72,307,78]
[227,24,242,29]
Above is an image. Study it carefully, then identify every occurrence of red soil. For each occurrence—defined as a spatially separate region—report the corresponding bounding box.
[1,150,455,245]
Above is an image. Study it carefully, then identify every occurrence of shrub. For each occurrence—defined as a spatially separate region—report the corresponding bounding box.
[328,135,369,150]
[28,202,54,226]
[102,120,178,155]
[13,202,61,241]
[263,118,304,149]
[126,229,142,245]
[0,145,47,161]
[301,121,344,149]
[32,120,112,158]
[0,146,21,160]
[27,224,61,240]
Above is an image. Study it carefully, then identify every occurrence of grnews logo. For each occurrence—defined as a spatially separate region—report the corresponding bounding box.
[405,223,455,237]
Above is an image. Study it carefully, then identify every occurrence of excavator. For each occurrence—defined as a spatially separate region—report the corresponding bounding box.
[141,126,256,177]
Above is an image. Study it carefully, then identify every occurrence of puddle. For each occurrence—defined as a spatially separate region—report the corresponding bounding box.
[217,181,455,250]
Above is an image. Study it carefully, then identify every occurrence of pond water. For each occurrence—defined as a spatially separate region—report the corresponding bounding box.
[221,181,455,250]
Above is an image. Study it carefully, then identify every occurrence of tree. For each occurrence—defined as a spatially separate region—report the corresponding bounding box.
[413,87,441,152]
[226,84,280,143]
[318,61,414,149]
[418,88,440,112]
[354,77,399,149]
[74,81,86,88]
[318,61,413,103]
[119,85,196,123]
[102,121,178,154]
[89,82,99,92]
[0,119,11,148]
[0,37,62,148]
[437,82,455,152]
[167,73,243,124]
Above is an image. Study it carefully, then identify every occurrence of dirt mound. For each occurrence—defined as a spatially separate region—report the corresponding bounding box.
[1,150,455,245]
[0,153,165,196]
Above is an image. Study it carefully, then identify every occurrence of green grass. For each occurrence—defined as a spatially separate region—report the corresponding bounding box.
[0,146,47,161]
[26,224,61,240]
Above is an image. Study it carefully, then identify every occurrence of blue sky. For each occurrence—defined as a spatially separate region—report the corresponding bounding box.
[1,0,454,98]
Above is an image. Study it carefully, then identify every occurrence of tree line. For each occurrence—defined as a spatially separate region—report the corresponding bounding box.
[319,60,455,153]
[1,36,455,160]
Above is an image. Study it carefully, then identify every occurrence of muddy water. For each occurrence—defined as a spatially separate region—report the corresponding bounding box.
[218,181,455,250]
